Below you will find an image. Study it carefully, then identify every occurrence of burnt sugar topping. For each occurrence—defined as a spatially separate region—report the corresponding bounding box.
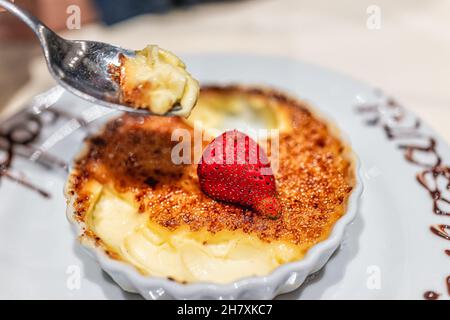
[69,86,355,246]
[66,85,357,283]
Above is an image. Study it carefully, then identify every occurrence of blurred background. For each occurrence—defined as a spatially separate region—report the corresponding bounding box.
[0,0,449,141]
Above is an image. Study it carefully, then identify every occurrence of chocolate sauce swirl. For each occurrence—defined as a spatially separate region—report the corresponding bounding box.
[0,109,72,198]
[424,291,440,300]
[430,225,450,241]
[447,276,450,296]
[0,113,49,197]
[356,94,450,299]
[417,167,450,216]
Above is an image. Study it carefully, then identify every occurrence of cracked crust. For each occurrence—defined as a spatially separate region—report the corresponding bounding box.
[66,85,355,251]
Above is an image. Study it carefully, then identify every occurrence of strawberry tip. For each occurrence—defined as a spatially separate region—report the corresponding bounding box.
[254,196,282,219]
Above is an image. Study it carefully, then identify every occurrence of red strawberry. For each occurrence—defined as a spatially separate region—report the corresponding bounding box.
[197,130,281,219]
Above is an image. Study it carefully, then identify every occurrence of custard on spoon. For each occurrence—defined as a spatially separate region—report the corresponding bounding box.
[112,45,200,117]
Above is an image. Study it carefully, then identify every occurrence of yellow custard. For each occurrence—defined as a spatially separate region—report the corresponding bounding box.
[84,186,302,283]
[116,45,199,117]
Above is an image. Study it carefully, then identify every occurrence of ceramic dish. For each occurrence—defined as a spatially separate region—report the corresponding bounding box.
[64,85,363,299]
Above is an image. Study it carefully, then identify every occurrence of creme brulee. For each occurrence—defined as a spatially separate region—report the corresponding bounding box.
[66,86,355,284]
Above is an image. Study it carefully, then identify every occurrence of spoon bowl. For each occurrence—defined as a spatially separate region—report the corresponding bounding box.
[0,0,182,115]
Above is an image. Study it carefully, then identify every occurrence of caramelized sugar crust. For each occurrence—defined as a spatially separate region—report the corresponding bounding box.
[113,54,153,109]
[68,86,354,245]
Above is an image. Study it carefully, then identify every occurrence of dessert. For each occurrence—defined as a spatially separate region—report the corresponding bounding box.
[111,45,199,116]
[65,85,356,284]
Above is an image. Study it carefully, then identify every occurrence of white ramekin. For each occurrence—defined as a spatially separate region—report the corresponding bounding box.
[65,84,363,300]
[65,152,362,299]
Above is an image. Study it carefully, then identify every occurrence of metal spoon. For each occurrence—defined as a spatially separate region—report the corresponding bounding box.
[0,0,182,115]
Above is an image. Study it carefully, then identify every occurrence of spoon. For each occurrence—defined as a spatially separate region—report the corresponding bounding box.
[0,0,183,115]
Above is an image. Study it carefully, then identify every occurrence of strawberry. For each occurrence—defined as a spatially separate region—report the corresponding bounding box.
[197,130,281,219]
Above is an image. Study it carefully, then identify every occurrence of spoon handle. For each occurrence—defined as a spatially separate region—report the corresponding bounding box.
[0,0,51,40]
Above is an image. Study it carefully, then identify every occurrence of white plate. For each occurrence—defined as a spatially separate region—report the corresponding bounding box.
[0,54,448,300]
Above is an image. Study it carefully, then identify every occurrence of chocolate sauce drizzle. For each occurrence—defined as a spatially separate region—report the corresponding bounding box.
[356,94,450,300]
[0,108,73,198]
[423,291,440,300]
[447,276,450,296]
[430,225,450,241]
[417,167,450,216]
